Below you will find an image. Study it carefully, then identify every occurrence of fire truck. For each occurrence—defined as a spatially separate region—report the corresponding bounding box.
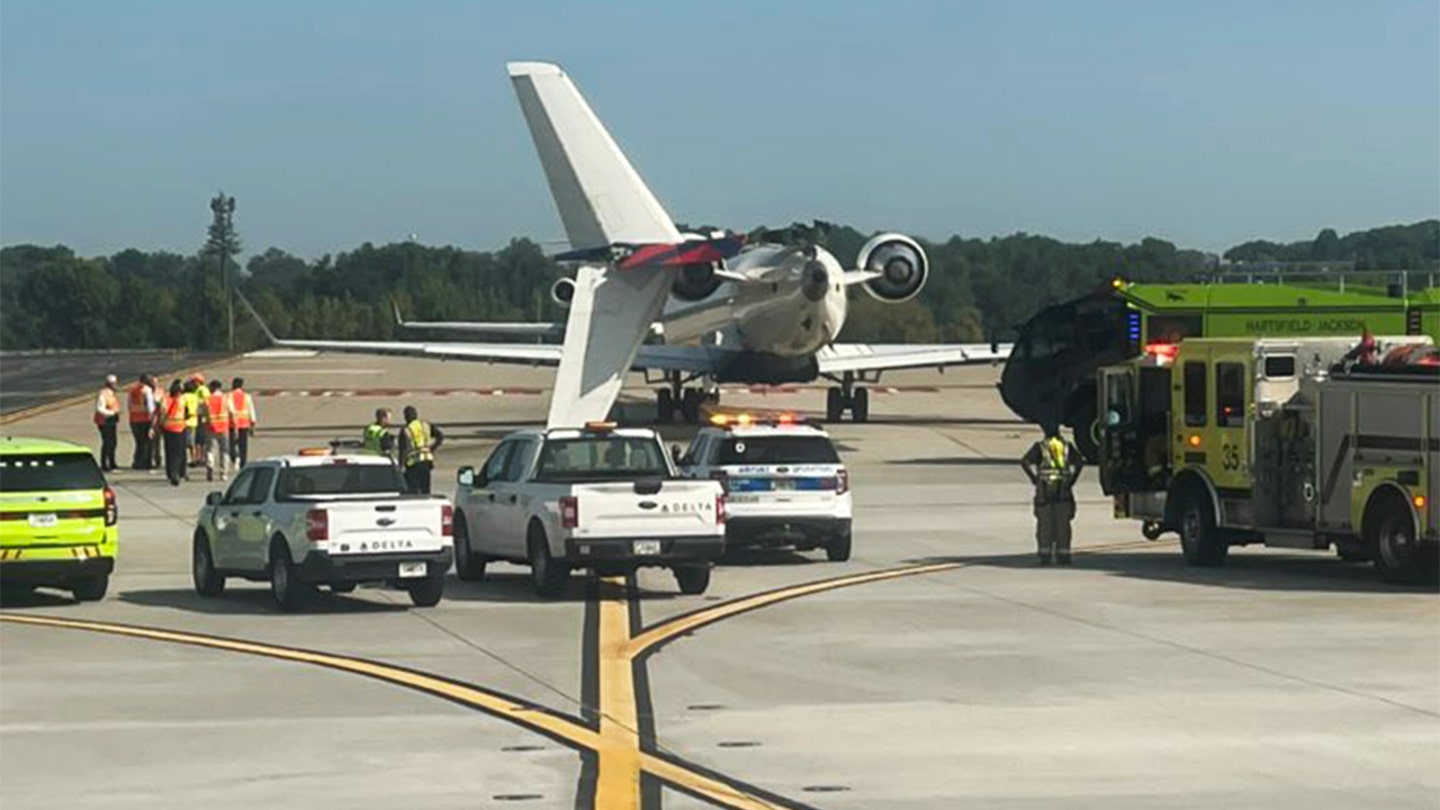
[1096,335,1438,583]
[1000,270,1439,459]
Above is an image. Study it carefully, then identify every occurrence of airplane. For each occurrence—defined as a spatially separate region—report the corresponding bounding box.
[245,61,1011,427]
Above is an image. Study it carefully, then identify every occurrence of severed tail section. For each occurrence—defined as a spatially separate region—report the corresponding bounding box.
[508,61,680,251]
[547,265,671,427]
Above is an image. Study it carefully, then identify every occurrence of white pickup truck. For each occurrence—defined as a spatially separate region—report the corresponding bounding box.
[191,452,454,610]
[451,424,725,596]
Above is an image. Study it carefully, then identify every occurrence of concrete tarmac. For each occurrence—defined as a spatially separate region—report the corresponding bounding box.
[1,350,1436,809]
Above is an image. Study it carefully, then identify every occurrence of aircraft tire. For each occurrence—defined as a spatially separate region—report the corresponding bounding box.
[852,387,870,423]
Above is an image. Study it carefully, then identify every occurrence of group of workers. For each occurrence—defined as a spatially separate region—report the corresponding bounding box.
[95,373,256,487]
[102,369,1073,549]
[361,406,444,494]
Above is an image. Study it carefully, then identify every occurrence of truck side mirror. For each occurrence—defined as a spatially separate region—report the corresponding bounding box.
[670,443,684,464]
[205,491,223,506]
[457,466,475,488]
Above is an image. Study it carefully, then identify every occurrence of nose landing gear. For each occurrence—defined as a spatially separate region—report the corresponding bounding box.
[654,372,712,424]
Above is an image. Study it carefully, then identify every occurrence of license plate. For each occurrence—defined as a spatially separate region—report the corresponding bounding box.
[398,561,427,578]
[27,513,58,528]
[633,540,662,556]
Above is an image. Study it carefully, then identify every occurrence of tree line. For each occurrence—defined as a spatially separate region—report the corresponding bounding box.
[2,219,1435,351]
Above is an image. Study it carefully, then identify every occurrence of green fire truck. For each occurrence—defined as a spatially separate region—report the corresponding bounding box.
[1096,335,1437,583]
[999,270,1439,459]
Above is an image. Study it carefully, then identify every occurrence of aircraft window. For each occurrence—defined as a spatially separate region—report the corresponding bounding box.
[1215,362,1246,428]
[1183,361,1207,428]
[1263,355,1296,379]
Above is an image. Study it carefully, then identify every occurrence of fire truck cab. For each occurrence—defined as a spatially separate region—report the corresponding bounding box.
[1098,336,1438,583]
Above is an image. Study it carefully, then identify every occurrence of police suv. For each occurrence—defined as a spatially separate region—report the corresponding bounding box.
[678,416,852,561]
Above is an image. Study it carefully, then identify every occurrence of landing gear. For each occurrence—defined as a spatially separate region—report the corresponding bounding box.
[824,372,870,423]
[654,372,707,424]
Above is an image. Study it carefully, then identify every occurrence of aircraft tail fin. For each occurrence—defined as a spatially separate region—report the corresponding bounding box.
[507,62,680,251]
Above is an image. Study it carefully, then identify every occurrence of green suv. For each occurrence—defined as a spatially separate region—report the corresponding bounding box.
[0,437,117,600]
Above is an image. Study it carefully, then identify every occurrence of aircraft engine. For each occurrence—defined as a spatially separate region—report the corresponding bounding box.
[670,262,723,302]
[551,277,576,308]
[857,233,928,303]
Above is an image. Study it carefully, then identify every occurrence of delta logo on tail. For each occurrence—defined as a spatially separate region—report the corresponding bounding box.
[555,233,746,270]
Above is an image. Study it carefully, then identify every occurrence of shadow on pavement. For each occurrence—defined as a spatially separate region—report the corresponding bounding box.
[119,587,411,615]
[719,548,823,567]
[441,572,681,603]
[0,588,78,609]
[905,547,1440,595]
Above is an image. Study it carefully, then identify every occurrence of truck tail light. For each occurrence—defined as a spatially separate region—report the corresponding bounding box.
[710,470,729,492]
[837,469,849,495]
[716,494,726,525]
[559,496,578,529]
[103,486,118,526]
[305,509,329,542]
[441,504,454,537]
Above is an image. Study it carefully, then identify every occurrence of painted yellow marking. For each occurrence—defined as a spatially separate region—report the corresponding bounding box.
[0,613,599,751]
[3,542,1154,809]
[626,561,964,658]
[595,576,642,807]
[627,540,1156,658]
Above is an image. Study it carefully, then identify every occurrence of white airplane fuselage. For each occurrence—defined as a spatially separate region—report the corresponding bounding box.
[656,244,848,358]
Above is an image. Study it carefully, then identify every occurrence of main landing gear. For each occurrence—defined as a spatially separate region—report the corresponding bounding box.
[824,371,870,423]
[655,372,713,424]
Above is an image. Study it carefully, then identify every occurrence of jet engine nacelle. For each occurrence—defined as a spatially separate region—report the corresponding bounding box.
[670,262,723,302]
[857,233,928,303]
[551,277,576,308]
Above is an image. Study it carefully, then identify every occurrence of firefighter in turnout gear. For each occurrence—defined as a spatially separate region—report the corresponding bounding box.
[398,405,444,494]
[1020,422,1084,565]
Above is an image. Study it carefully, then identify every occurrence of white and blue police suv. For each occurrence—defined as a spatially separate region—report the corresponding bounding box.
[677,417,852,561]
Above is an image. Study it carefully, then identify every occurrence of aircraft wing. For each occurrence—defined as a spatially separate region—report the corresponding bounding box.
[241,283,723,374]
[816,343,1013,375]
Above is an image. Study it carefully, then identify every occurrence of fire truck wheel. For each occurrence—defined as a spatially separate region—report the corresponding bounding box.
[1373,506,1431,584]
[1178,489,1227,567]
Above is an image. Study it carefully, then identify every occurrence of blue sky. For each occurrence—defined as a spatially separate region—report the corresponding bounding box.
[2,0,1436,258]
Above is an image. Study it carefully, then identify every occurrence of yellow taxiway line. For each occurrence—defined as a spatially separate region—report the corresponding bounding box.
[2,540,1157,809]
[0,613,600,751]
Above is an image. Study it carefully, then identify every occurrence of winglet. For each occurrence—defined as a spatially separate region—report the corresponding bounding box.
[235,288,280,345]
[392,298,407,328]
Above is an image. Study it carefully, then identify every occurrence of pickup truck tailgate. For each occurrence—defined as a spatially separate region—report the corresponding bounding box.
[300,497,449,554]
[572,482,721,539]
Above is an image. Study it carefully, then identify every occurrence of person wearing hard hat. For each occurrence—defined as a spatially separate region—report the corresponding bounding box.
[94,374,121,472]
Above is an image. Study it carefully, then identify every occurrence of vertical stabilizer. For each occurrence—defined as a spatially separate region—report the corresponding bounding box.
[508,61,681,250]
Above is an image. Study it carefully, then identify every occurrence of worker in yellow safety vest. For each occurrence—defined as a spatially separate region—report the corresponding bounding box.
[181,378,201,470]
[362,408,396,461]
[1020,422,1084,565]
[397,405,444,494]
